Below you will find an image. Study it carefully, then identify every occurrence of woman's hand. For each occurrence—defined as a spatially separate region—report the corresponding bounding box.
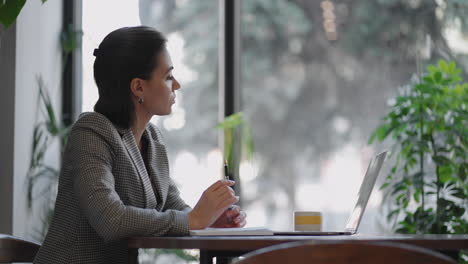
[188,180,239,230]
[210,205,247,228]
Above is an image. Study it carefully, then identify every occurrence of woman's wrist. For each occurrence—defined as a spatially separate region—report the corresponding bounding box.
[187,210,204,230]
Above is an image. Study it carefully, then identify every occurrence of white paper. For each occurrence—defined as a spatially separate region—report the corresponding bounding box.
[189,227,274,236]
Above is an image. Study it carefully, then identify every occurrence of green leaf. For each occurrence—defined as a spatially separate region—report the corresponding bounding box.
[433,72,442,83]
[403,198,409,209]
[376,123,393,141]
[447,61,456,74]
[439,166,453,184]
[391,182,408,195]
[223,128,234,163]
[61,24,82,53]
[439,172,452,184]
[387,209,400,221]
[380,182,390,190]
[459,164,467,182]
[0,0,26,28]
[216,112,244,129]
[427,65,438,74]
[413,189,421,203]
[451,187,466,199]
[438,60,448,72]
[396,193,406,204]
[37,77,59,134]
[368,130,377,144]
[422,76,434,84]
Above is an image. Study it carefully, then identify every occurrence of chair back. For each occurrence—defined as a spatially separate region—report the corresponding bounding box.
[0,234,40,263]
[234,241,456,264]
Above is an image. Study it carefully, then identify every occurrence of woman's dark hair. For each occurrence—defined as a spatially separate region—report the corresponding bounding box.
[93,26,167,129]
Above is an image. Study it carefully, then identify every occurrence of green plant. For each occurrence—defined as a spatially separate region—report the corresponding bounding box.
[216,112,255,203]
[369,60,468,260]
[25,19,81,239]
[0,0,47,28]
[27,76,70,239]
[217,112,254,166]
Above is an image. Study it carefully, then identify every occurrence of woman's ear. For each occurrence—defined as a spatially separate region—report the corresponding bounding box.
[130,78,145,99]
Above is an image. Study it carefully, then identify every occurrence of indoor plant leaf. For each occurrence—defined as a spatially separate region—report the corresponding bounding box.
[0,0,26,28]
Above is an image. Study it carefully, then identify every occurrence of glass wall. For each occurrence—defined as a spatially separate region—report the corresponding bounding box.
[239,0,468,233]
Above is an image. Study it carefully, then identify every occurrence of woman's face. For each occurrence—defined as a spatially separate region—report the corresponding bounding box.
[141,49,181,116]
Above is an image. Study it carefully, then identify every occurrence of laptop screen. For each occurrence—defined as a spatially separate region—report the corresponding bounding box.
[344,151,387,233]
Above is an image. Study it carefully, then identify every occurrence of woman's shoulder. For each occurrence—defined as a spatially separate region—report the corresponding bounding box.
[71,112,123,140]
[76,111,110,124]
[61,112,121,161]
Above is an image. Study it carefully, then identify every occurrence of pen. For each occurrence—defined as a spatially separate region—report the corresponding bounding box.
[224,160,234,215]
[224,160,230,181]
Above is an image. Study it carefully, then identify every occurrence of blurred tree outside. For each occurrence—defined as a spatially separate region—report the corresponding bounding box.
[139,0,468,231]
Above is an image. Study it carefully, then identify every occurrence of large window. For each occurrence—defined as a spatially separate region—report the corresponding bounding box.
[238,0,468,232]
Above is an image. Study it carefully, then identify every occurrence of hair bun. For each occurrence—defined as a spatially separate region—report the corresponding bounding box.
[93,48,99,57]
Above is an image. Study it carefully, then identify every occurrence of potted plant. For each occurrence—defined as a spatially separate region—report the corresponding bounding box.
[369,60,468,261]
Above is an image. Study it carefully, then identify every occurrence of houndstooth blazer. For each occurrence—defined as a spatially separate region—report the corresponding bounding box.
[34,112,191,264]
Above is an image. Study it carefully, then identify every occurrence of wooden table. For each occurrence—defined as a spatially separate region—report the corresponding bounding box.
[128,234,468,264]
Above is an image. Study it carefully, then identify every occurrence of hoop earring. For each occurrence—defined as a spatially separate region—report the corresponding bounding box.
[138,96,144,104]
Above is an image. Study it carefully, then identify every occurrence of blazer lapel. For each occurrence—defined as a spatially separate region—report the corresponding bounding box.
[121,129,157,209]
[145,129,169,210]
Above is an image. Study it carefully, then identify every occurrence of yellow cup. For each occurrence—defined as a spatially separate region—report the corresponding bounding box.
[294,211,322,231]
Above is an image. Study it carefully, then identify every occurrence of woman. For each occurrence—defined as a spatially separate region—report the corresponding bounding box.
[34,26,246,264]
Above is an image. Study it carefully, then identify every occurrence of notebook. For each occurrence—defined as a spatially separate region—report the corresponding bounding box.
[190,227,274,236]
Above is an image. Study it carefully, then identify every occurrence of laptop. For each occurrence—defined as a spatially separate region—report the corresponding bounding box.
[274,151,387,236]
